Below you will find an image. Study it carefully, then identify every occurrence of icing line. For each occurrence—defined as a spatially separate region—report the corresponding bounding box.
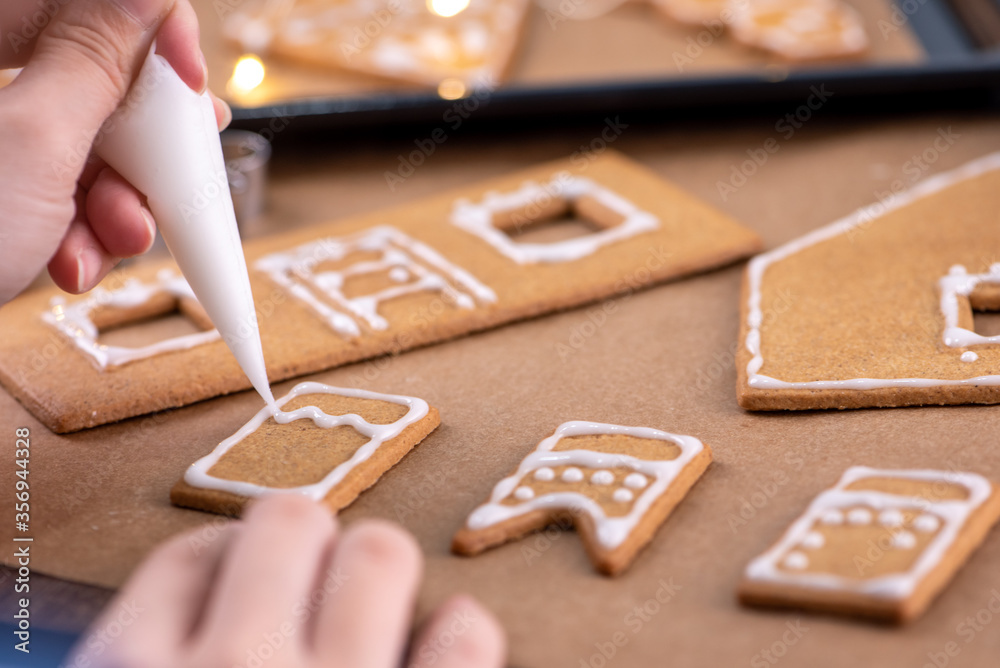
[744,466,993,600]
[183,381,429,501]
[745,152,1000,391]
[464,421,704,549]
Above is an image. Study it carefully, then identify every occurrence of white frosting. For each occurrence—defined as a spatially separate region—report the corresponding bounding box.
[591,470,614,485]
[450,174,659,264]
[744,152,1000,392]
[847,508,872,525]
[183,381,429,500]
[800,531,825,550]
[961,351,979,363]
[95,49,274,406]
[561,467,584,483]
[939,264,1000,347]
[744,467,992,600]
[892,530,917,550]
[820,509,843,525]
[514,486,535,501]
[624,473,648,489]
[914,514,941,533]
[255,225,496,337]
[729,0,868,59]
[41,270,220,368]
[613,488,634,503]
[534,467,555,481]
[464,421,705,550]
[879,508,904,527]
[783,551,809,570]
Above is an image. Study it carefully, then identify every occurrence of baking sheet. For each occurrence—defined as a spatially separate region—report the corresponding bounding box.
[201,0,932,127]
[3,114,1000,666]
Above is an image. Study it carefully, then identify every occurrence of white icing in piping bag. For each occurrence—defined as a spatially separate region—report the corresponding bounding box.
[96,49,275,407]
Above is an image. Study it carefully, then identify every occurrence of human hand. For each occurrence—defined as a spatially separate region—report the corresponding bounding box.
[0,0,230,304]
[66,495,507,668]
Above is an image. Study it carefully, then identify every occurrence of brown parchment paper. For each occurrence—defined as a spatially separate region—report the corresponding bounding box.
[3,114,1000,667]
[202,0,925,107]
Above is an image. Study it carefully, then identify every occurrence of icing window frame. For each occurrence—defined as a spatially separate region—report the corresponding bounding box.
[449,173,659,264]
[939,263,1000,348]
[254,225,496,338]
[41,270,220,369]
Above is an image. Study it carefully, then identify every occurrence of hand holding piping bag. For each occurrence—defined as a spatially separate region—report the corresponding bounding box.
[0,0,230,305]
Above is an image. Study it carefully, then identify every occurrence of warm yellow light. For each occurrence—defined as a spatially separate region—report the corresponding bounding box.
[437,78,467,100]
[427,0,470,17]
[228,55,266,95]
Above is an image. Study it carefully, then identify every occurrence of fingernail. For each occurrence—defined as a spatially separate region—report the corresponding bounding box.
[218,97,233,129]
[198,51,209,94]
[76,248,102,293]
[139,206,157,252]
[111,0,166,28]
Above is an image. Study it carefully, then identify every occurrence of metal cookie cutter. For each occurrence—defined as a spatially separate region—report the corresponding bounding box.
[221,130,272,236]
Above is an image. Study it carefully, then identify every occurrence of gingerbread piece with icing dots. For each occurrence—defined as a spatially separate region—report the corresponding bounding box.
[728,0,868,61]
[739,467,1000,622]
[171,382,440,516]
[452,421,712,575]
[222,0,532,89]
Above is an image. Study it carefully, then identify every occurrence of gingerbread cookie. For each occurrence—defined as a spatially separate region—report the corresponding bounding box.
[223,0,531,89]
[728,0,868,61]
[452,421,712,575]
[737,151,1000,411]
[652,0,729,26]
[739,467,1000,622]
[170,381,440,516]
[0,151,761,432]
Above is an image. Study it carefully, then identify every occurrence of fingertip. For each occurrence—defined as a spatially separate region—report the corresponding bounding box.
[85,168,157,258]
[47,225,117,294]
[340,519,424,578]
[212,92,232,130]
[155,0,206,93]
[412,594,507,668]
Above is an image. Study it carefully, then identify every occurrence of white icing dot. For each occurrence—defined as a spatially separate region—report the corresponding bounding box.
[891,530,917,550]
[624,473,648,489]
[513,486,534,501]
[961,351,979,363]
[613,488,634,503]
[591,470,614,485]
[820,509,844,525]
[913,514,941,533]
[879,509,905,527]
[562,467,584,483]
[388,267,409,283]
[783,551,809,570]
[533,467,555,482]
[847,508,873,525]
[800,531,825,550]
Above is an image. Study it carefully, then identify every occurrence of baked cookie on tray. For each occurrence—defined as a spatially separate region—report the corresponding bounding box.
[453,421,712,575]
[739,466,1000,622]
[171,382,440,516]
[738,152,1000,411]
[222,0,531,89]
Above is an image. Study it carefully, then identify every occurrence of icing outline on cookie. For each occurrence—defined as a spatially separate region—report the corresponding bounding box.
[464,420,704,549]
[745,152,1000,391]
[41,269,220,369]
[182,381,429,500]
[744,466,993,600]
[938,264,1000,348]
[450,174,659,264]
[255,225,496,337]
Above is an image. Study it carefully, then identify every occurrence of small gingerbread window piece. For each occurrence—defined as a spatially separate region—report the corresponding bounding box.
[739,466,1000,622]
[171,382,440,516]
[452,420,712,575]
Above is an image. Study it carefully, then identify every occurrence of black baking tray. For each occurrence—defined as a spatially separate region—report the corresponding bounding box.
[229,0,1000,134]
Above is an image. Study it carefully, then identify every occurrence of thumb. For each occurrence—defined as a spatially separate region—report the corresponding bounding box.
[11,0,175,177]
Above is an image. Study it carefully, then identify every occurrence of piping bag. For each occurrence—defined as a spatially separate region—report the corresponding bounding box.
[95,48,276,408]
